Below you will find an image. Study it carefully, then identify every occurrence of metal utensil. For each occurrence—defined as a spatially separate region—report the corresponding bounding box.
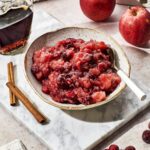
[106,48,146,101]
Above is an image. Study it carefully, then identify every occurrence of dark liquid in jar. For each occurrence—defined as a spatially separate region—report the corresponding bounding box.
[0,8,33,54]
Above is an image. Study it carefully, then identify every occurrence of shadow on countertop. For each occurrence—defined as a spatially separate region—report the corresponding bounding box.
[62,82,150,123]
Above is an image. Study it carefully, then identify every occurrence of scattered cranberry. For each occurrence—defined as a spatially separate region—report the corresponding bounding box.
[148,122,150,129]
[142,130,150,144]
[125,146,136,150]
[109,144,119,150]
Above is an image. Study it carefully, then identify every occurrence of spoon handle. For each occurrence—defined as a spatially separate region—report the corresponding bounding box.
[117,70,146,101]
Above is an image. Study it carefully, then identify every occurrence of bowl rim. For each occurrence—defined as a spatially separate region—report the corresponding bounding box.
[23,26,131,110]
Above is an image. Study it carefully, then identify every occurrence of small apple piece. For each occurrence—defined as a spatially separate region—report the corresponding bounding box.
[80,0,116,21]
[119,6,150,46]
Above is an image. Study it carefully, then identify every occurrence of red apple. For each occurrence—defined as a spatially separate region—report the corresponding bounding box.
[119,6,150,46]
[80,0,116,21]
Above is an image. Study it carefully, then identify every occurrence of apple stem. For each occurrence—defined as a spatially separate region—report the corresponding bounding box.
[128,7,137,16]
[129,6,132,10]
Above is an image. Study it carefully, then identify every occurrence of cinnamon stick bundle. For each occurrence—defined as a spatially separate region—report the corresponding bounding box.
[7,62,16,105]
[6,82,47,124]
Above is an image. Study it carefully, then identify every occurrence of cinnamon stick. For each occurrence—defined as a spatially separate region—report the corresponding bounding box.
[7,62,16,105]
[6,82,47,124]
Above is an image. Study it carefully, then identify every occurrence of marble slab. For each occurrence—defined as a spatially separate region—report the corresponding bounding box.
[0,139,27,150]
[0,11,150,150]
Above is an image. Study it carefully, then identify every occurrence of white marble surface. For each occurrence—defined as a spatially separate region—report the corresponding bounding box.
[0,139,27,150]
[0,106,47,150]
[0,10,150,150]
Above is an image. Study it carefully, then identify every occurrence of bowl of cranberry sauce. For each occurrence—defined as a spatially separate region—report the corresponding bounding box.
[24,27,130,110]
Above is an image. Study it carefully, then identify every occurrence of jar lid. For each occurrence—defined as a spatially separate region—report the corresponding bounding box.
[0,0,33,16]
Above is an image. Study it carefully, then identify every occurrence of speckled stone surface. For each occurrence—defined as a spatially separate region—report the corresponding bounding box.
[106,119,150,150]
[0,10,150,150]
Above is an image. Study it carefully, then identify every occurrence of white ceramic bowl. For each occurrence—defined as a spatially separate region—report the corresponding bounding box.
[24,27,130,110]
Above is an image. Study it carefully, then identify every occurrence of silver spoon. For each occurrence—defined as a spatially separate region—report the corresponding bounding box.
[106,48,146,101]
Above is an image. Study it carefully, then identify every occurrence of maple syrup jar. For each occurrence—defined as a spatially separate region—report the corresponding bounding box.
[0,0,33,54]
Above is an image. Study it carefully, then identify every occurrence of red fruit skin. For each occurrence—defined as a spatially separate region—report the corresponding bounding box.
[148,122,150,129]
[125,146,136,150]
[109,144,119,150]
[119,6,150,46]
[80,0,116,21]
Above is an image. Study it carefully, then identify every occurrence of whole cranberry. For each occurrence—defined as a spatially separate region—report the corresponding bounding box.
[148,122,150,129]
[109,144,119,150]
[125,146,136,150]
[142,130,150,144]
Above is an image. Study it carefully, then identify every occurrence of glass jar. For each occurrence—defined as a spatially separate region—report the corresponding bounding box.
[0,0,33,54]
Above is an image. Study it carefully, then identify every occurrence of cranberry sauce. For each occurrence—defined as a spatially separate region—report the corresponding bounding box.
[0,8,33,54]
[31,38,121,105]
